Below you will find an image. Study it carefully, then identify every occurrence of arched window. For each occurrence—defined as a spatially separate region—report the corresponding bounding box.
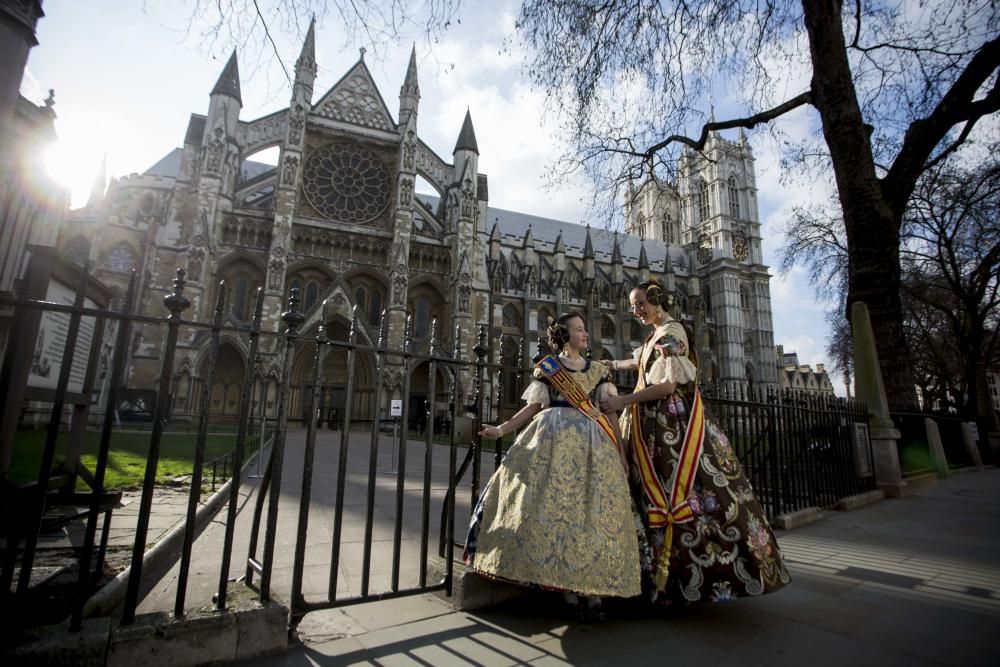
[601,316,616,340]
[698,179,710,222]
[304,281,319,310]
[502,303,520,329]
[288,278,302,300]
[106,244,136,272]
[354,286,367,315]
[65,236,90,266]
[537,307,554,331]
[740,283,751,310]
[567,266,584,300]
[369,289,382,326]
[501,336,520,408]
[728,176,740,219]
[629,320,643,341]
[415,297,429,338]
[232,273,249,320]
[662,214,673,244]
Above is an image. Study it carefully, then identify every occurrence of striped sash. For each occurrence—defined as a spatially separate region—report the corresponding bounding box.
[631,339,705,591]
[535,355,618,449]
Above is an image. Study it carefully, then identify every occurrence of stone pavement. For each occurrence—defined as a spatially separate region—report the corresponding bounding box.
[137,427,492,616]
[227,466,1000,667]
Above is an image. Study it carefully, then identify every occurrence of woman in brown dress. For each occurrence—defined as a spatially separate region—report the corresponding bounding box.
[600,280,790,604]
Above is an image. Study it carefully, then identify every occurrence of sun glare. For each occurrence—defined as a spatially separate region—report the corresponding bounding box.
[43,141,100,209]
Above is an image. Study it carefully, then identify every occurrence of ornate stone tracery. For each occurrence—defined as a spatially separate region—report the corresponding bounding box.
[313,72,394,131]
[301,142,391,223]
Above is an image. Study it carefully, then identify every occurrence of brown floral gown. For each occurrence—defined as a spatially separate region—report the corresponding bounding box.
[619,319,790,603]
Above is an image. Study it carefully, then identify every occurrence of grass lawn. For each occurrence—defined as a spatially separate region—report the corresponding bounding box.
[9,428,240,490]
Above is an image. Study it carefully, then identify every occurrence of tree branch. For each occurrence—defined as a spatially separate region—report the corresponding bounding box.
[882,34,1000,211]
[639,91,813,158]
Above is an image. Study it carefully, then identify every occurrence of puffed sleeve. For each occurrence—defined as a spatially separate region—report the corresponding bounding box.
[646,323,698,386]
[520,379,550,408]
[630,346,643,365]
[595,380,619,403]
[594,360,619,402]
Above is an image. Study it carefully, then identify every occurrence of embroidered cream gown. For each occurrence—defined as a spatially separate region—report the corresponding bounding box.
[465,358,642,597]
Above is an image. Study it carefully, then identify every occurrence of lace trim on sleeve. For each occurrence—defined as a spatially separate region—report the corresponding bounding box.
[520,379,550,408]
[646,355,698,385]
[595,381,619,403]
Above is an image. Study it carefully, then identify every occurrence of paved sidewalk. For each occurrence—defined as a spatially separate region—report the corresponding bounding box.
[233,468,1000,667]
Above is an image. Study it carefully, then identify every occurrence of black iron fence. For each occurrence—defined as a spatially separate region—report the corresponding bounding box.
[463,331,877,525]
[2,263,888,636]
[888,402,979,475]
[701,383,875,520]
[0,267,480,633]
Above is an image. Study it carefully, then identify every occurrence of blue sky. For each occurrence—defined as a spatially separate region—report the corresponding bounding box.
[22,0,841,391]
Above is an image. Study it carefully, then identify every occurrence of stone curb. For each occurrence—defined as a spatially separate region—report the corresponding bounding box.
[774,506,831,530]
[836,489,885,511]
[83,476,235,618]
[5,593,288,667]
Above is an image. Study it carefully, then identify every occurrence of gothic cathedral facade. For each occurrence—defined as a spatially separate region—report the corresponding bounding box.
[60,28,777,425]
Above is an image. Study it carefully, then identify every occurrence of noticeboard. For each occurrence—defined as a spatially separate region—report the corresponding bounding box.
[390,399,403,418]
[851,423,874,478]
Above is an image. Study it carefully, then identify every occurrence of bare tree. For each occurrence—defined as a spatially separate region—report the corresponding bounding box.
[162,0,465,82]
[901,159,1000,420]
[512,0,1000,407]
[825,311,854,399]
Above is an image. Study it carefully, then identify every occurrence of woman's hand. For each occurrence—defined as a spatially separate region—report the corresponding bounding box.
[479,424,503,440]
[599,394,625,413]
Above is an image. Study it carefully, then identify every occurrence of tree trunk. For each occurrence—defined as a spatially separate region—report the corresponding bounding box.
[801,0,919,408]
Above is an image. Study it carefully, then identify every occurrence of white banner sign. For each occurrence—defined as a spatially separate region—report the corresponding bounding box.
[27,279,98,394]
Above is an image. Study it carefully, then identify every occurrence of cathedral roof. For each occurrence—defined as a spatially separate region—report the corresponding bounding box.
[143,148,185,177]
[416,193,688,272]
[142,147,275,181]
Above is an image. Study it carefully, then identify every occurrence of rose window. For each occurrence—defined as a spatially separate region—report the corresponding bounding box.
[302,143,391,223]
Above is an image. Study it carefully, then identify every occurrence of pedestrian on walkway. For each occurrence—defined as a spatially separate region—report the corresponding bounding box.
[467,311,641,620]
[600,279,791,604]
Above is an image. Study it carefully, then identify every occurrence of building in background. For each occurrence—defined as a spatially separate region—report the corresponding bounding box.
[0,0,67,359]
[57,28,781,425]
[775,345,836,397]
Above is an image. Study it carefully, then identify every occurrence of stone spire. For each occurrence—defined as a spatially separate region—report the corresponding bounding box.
[399,44,420,125]
[583,225,594,259]
[294,17,317,102]
[454,109,479,155]
[211,50,242,104]
[87,153,107,208]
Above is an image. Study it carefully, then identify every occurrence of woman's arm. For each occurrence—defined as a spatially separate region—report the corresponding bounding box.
[480,402,543,440]
[598,379,675,413]
[601,358,638,372]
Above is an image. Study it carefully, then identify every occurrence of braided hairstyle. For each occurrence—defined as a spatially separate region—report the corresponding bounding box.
[546,311,585,354]
[636,279,672,310]
[636,279,699,369]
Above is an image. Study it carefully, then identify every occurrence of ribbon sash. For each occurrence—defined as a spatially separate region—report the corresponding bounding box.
[631,335,706,590]
[535,355,618,448]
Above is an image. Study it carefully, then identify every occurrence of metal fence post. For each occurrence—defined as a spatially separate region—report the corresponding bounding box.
[174,281,227,617]
[470,324,489,508]
[122,269,191,625]
[259,288,305,602]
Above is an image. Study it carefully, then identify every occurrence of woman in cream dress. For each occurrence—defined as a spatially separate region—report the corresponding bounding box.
[466,312,641,616]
